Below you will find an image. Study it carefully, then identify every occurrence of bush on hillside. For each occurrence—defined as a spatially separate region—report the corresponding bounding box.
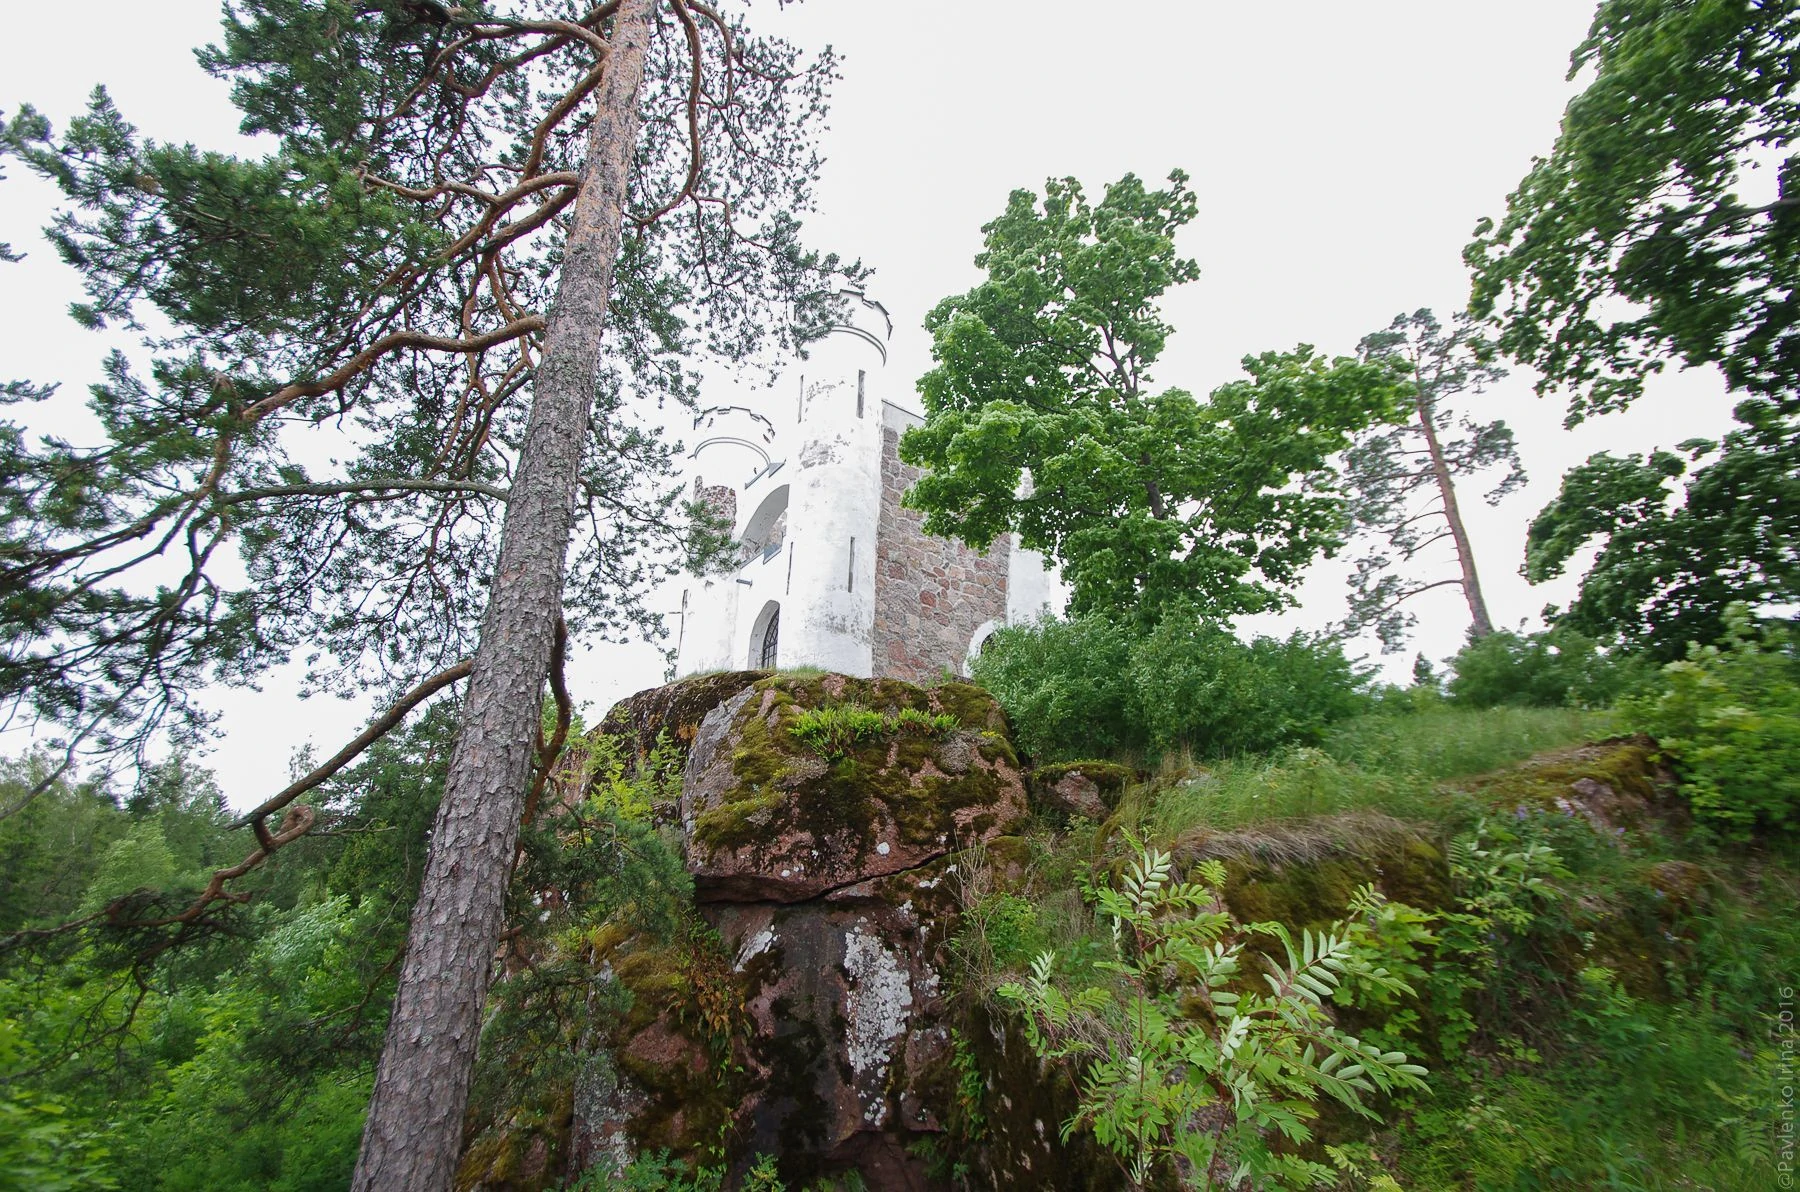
[1622,606,1800,837]
[1447,628,1652,709]
[1130,618,1369,756]
[967,615,1140,761]
[971,614,1368,762]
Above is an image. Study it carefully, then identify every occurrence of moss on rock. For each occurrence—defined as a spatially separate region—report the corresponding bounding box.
[598,670,770,770]
[1458,735,1676,836]
[683,673,1030,902]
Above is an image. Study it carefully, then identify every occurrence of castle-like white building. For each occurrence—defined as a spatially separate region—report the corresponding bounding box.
[673,293,1066,683]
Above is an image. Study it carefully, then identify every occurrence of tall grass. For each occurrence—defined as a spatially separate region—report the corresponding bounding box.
[1320,705,1612,780]
[1126,706,1609,842]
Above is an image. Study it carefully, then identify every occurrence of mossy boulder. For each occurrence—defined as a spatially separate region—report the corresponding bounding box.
[561,927,750,1176]
[530,672,1037,1189]
[1029,760,1136,820]
[681,673,1030,902]
[597,669,769,770]
[1459,735,1678,839]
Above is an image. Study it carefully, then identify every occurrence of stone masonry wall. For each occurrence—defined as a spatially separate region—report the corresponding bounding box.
[873,426,1008,682]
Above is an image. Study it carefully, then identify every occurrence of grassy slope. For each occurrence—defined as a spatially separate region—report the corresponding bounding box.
[977,706,1794,1190]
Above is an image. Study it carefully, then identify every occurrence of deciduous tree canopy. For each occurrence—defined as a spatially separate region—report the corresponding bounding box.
[1467,0,1800,655]
[901,171,1407,624]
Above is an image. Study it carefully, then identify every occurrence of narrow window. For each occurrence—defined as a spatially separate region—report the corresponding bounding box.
[856,369,865,418]
[760,608,780,669]
[847,537,856,592]
[786,544,794,594]
[797,373,805,423]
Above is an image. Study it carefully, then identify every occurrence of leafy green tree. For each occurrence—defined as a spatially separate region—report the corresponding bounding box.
[1467,0,1800,653]
[1524,415,1800,658]
[2,2,857,1183]
[901,171,1408,623]
[0,759,123,933]
[1344,310,1522,651]
[1466,0,1800,417]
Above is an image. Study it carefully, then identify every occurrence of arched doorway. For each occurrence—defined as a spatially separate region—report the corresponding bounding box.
[963,618,1004,676]
[749,600,780,670]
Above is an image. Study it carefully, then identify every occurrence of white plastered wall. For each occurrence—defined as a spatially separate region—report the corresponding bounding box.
[673,293,891,678]
[779,314,885,675]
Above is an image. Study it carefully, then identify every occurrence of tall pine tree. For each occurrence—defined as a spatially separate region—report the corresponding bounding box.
[1342,309,1523,652]
[2,2,858,1185]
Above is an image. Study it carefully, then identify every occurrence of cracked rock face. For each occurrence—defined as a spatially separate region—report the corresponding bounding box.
[707,872,954,1177]
[602,673,1028,1189]
[680,673,1029,903]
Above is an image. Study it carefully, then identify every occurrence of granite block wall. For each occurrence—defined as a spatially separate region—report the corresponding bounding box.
[872,426,1008,682]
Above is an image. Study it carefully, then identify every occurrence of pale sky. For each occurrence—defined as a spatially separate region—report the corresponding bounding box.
[0,2,1739,808]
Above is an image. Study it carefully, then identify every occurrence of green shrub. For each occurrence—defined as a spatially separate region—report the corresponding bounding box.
[1129,619,1370,757]
[997,846,1427,1188]
[1622,606,1800,837]
[1446,627,1652,709]
[968,615,1141,760]
[971,614,1369,763]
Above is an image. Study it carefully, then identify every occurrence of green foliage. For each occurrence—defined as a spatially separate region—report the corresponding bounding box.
[972,613,1368,763]
[1467,0,1800,417]
[997,846,1427,1188]
[1621,606,1800,836]
[786,703,957,762]
[555,726,687,822]
[1524,419,1800,659]
[1468,1,1800,658]
[0,760,126,933]
[0,708,453,1192]
[1446,626,1654,709]
[967,614,1140,759]
[0,1017,117,1192]
[568,1150,790,1191]
[1428,819,1571,1057]
[903,170,1408,624]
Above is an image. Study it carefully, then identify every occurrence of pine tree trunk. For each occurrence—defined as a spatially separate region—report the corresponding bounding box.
[1415,383,1495,638]
[351,3,654,1188]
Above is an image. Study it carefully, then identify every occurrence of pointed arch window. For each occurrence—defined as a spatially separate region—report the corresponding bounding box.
[759,607,780,669]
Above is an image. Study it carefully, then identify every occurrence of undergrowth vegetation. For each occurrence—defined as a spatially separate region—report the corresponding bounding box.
[5,611,1797,1190]
[970,614,1369,763]
[955,610,1800,1189]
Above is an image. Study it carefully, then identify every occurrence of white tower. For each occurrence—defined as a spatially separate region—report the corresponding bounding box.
[777,294,890,674]
[669,291,1064,682]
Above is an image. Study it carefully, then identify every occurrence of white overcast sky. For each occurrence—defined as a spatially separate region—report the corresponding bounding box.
[0,2,1740,808]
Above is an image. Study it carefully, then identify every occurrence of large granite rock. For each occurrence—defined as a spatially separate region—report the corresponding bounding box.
[560,672,1033,1190]
[681,674,1028,902]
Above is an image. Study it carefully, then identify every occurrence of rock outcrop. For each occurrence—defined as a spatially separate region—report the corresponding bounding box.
[557,671,1032,1190]
[681,674,1027,902]
[459,696,1706,1191]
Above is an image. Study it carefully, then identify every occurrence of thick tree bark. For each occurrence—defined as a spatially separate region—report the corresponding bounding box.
[1415,380,1495,638]
[350,3,655,1188]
